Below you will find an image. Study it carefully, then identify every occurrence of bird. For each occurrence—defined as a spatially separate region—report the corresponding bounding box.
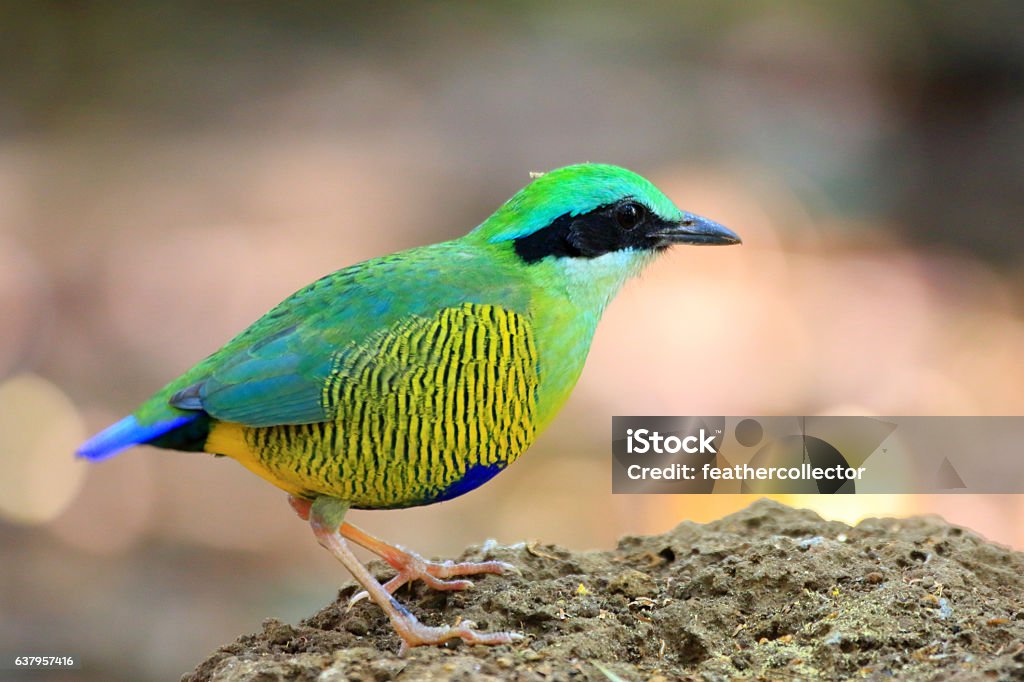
[77,163,740,650]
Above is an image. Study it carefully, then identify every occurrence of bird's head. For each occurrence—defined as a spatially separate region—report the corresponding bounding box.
[468,163,740,303]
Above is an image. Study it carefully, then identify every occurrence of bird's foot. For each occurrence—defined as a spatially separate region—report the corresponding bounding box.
[306,496,522,651]
[349,549,515,606]
[391,612,523,654]
[337,520,515,605]
[289,496,515,604]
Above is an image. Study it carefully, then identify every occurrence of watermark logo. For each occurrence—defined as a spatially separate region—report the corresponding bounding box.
[612,416,1024,494]
[626,428,718,455]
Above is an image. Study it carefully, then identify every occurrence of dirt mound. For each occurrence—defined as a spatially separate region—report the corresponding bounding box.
[185,500,1024,681]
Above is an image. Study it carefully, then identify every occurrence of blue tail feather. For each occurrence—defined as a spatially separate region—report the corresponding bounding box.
[77,414,195,461]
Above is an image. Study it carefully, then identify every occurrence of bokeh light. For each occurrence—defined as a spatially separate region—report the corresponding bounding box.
[0,374,86,523]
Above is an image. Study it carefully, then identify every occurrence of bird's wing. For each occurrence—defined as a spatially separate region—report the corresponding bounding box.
[167,244,532,427]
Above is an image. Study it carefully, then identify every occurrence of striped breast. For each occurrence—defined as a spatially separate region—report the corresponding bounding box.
[207,303,540,508]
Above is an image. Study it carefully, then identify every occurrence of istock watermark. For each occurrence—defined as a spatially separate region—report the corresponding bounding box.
[612,416,1024,494]
[625,428,718,455]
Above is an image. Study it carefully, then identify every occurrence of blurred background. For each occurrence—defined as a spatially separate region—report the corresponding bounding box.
[2,1,1023,679]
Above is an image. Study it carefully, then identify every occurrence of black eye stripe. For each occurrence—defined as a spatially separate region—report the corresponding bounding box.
[512,211,584,263]
[513,200,673,263]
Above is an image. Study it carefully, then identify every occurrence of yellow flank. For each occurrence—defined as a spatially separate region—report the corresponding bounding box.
[205,303,539,508]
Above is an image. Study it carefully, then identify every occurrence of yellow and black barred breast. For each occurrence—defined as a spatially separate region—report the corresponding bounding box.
[206,303,540,508]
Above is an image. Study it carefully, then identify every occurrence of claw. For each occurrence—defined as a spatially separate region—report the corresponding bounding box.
[491,561,520,577]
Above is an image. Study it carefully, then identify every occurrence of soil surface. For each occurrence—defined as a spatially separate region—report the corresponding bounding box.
[185,500,1024,681]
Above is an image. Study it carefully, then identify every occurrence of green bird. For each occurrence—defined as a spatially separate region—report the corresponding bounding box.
[78,163,740,649]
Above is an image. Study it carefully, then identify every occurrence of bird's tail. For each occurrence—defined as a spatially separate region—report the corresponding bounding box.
[76,414,196,461]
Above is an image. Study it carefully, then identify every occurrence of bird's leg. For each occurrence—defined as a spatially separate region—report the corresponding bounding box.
[305,495,522,651]
[288,495,514,604]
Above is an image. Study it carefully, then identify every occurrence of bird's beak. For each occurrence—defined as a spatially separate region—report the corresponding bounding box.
[653,211,741,246]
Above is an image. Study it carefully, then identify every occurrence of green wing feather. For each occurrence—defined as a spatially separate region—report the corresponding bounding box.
[166,241,531,428]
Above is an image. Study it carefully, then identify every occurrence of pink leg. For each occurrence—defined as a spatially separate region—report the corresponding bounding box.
[292,496,522,651]
[289,495,515,601]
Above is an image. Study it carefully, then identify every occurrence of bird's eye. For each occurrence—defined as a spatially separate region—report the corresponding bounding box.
[615,202,645,230]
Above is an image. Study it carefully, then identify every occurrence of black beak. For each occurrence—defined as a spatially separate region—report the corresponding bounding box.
[652,211,741,246]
